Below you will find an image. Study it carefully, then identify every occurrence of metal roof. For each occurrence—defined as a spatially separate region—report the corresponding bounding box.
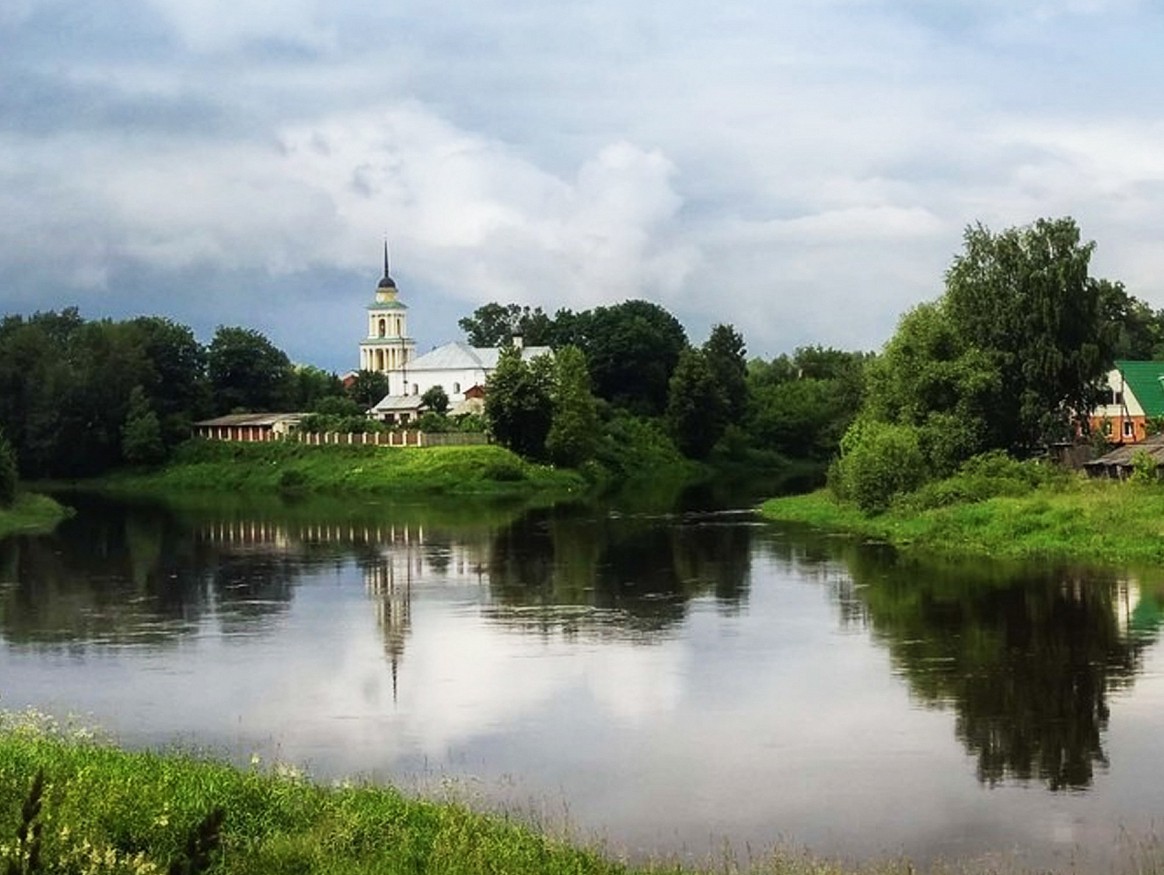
[407,341,552,371]
[370,395,425,412]
[194,413,305,427]
[1115,360,1164,417]
[1084,433,1164,470]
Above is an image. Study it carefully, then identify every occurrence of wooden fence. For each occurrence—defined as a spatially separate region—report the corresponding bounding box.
[289,430,489,448]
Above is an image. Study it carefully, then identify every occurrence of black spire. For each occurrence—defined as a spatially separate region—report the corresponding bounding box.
[378,239,397,290]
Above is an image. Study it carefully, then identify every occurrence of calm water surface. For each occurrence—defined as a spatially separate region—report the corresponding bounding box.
[4,490,1164,868]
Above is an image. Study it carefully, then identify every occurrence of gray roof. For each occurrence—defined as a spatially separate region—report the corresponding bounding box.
[370,395,426,412]
[407,341,552,372]
[1085,433,1164,470]
[195,413,305,427]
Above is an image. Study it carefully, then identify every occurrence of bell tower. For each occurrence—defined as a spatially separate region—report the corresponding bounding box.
[359,240,416,375]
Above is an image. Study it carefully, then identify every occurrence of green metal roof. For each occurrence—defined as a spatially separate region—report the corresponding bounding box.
[1116,360,1164,417]
[367,300,407,311]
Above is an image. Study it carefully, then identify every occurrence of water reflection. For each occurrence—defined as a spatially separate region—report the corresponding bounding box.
[485,507,751,639]
[762,529,1157,791]
[5,487,1164,865]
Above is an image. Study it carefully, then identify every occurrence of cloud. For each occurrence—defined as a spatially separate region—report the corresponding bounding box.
[4,0,1164,363]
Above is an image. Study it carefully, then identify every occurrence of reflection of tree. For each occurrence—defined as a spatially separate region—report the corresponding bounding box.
[0,496,211,645]
[771,527,1149,791]
[485,506,752,638]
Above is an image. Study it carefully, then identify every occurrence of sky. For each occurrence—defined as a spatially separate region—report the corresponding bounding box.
[4,0,1164,371]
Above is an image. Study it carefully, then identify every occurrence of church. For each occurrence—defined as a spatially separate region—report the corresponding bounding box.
[359,245,551,424]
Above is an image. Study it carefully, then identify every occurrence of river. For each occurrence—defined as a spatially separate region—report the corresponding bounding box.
[3,488,1164,870]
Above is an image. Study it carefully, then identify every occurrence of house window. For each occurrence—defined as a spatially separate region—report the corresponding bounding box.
[411,384,418,395]
[1103,420,1113,436]
[453,382,461,394]
[378,318,386,338]
[1124,420,1135,438]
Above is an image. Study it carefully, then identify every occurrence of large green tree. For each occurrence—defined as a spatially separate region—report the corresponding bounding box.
[703,324,748,424]
[563,300,688,416]
[863,302,999,476]
[666,348,727,460]
[945,217,1116,450]
[126,316,210,448]
[459,303,554,347]
[207,326,295,413]
[546,345,599,467]
[484,346,554,459]
[346,369,391,408]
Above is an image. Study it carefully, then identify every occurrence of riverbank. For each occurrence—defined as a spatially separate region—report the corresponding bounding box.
[87,440,587,498]
[0,493,71,539]
[760,476,1164,565]
[0,718,894,875]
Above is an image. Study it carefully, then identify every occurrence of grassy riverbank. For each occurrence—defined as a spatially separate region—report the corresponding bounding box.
[88,440,586,498]
[0,717,915,875]
[0,493,71,539]
[761,476,1164,565]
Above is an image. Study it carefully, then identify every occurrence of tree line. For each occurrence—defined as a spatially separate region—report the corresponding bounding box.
[7,213,1146,500]
[471,298,868,476]
[0,311,360,480]
[831,216,1164,512]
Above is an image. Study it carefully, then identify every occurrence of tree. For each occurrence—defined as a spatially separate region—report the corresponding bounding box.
[459,303,554,347]
[703,324,749,424]
[862,302,999,476]
[207,326,294,413]
[291,365,342,409]
[421,385,450,416]
[53,320,154,476]
[834,419,927,513]
[346,370,391,407]
[484,346,553,459]
[127,316,210,448]
[571,300,688,416]
[121,386,166,466]
[1104,283,1164,361]
[945,217,1115,451]
[666,348,727,459]
[546,346,599,467]
[0,429,16,507]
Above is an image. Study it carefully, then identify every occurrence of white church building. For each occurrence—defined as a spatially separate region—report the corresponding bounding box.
[359,246,551,423]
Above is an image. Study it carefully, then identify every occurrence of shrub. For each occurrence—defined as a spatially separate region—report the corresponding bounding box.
[1129,448,1158,485]
[899,450,1067,511]
[835,421,927,514]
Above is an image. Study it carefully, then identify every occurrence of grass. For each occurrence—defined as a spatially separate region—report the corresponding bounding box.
[0,494,72,540]
[0,713,914,875]
[86,440,587,499]
[6,714,1164,875]
[760,475,1164,565]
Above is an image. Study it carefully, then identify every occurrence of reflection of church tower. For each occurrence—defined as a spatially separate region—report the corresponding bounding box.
[365,557,413,702]
[358,241,416,374]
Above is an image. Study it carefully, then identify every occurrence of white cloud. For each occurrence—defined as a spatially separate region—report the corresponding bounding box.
[5,0,1164,360]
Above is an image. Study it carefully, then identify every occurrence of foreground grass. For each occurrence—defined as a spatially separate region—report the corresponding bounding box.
[761,477,1164,565]
[0,493,71,539]
[0,717,925,875]
[90,440,586,498]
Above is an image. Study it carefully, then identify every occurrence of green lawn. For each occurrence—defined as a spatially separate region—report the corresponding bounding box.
[92,440,587,498]
[761,477,1164,565]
